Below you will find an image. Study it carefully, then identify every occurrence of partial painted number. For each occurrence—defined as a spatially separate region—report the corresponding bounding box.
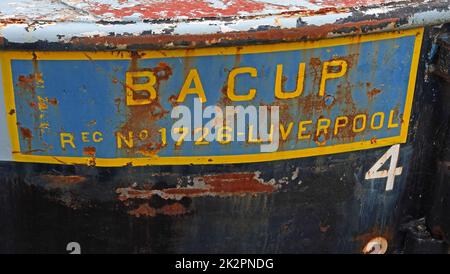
[365,144,403,191]
[66,242,81,254]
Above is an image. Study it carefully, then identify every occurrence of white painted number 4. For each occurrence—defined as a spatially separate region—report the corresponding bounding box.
[365,144,403,191]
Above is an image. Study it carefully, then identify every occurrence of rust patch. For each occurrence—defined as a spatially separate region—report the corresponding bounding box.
[168,94,179,107]
[20,127,32,138]
[219,84,232,107]
[40,175,87,185]
[19,127,33,152]
[367,88,382,100]
[83,146,96,156]
[17,74,38,92]
[159,203,188,216]
[117,55,171,157]
[8,109,15,115]
[320,223,330,233]
[116,172,276,201]
[431,225,444,240]
[309,57,322,90]
[70,19,399,50]
[48,98,58,105]
[0,18,27,27]
[127,202,188,217]
[204,173,275,194]
[151,62,173,81]
[128,203,157,217]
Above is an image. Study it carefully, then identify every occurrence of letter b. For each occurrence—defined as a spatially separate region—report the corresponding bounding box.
[126,71,157,106]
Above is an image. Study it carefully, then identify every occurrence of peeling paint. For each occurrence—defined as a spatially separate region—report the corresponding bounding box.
[127,202,188,217]
[39,174,87,185]
[0,0,448,49]
[116,172,277,201]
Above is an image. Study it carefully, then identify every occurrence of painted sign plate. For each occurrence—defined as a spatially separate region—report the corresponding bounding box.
[0,28,423,166]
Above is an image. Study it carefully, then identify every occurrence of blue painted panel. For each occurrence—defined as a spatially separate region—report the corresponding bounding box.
[10,35,416,159]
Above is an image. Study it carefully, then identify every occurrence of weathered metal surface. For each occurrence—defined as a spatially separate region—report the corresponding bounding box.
[0,147,415,253]
[0,0,449,254]
[425,29,450,248]
[0,0,448,50]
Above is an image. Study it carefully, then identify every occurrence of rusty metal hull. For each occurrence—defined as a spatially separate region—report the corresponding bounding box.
[0,148,417,253]
[0,1,449,254]
[0,38,443,251]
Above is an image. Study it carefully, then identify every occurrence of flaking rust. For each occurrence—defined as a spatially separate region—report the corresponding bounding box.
[119,172,278,217]
[68,19,400,50]
[118,54,171,157]
[128,202,188,217]
[117,172,278,201]
[0,0,448,52]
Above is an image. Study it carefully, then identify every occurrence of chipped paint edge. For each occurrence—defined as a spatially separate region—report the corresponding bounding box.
[0,1,447,47]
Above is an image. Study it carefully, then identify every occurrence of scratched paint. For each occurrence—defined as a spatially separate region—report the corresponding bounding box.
[3,29,421,166]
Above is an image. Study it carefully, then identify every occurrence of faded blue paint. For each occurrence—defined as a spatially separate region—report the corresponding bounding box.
[10,35,416,158]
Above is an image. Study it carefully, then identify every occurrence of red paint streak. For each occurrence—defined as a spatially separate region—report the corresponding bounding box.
[75,0,402,20]
[87,0,270,20]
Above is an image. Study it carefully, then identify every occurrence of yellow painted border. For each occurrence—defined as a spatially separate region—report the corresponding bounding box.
[0,28,424,167]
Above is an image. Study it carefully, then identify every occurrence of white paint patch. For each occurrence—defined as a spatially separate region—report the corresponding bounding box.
[363,6,398,16]
[291,167,300,180]
[219,24,237,33]
[122,12,144,21]
[256,0,322,10]
[301,12,352,25]
[205,0,229,10]
[0,61,13,161]
[408,9,450,25]
[0,1,448,44]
